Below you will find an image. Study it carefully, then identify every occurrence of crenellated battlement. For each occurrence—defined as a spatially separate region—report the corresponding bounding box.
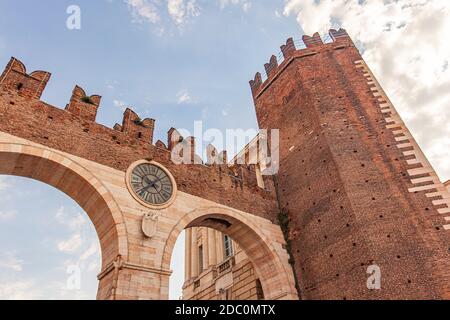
[116,108,155,144]
[2,29,449,301]
[0,56,238,165]
[302,32,324,47]
[66,85,101,122]
[0,57,277,219]
[264,55,278,79]
[0,57,51,100]
[280,38,295,59]
[249,28,353,97]
[248,26,450,300]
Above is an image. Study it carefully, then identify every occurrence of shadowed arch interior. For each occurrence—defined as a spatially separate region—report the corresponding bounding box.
[161,208,298,300]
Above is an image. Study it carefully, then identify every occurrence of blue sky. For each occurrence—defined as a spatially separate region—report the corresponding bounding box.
[0,176,100,299]
[0,0,449,300]
[0,0,302,145]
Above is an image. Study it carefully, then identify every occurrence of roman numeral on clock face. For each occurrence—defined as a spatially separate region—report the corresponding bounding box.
[130,163,174,206]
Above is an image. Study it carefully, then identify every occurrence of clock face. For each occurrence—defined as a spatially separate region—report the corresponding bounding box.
[129,163,174,206]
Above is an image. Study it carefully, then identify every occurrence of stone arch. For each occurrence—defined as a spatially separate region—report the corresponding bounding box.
[0,141,128,299]
[161,206,298,300]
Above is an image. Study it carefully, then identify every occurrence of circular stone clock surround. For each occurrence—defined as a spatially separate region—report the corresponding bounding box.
[125,160,178,209]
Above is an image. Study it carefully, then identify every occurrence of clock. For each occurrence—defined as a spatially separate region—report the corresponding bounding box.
[126,160,177,209]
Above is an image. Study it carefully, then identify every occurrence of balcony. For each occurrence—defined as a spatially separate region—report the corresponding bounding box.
[216,257,235,276]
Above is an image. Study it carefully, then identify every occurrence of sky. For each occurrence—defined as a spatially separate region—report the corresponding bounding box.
[0,0,449,300]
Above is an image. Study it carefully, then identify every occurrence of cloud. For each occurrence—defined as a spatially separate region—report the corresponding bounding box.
[0,280,42,299]
[282,0,450,181]
[126,0,160,24]
[106,80,119,90]
[113,99,128,111]
[80,242,99,261]
[0,201,100,299]
[125,0,200,33]
[87,261,99,272]
[55,206,86,231]
[57,233,82,253]
[219,0,252,12]
[168,0,200,26]
[0,252,23,272]
[53,206,101,278]
[0,210,16,221]
[242,2,252,12]
[0,278,95,300]
[176,89,193,104]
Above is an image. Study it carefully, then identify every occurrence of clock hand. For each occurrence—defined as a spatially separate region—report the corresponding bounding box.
[136,176,163,195]
[140,176,154,188]
[137,183,154,194]
[143,176,153,185]
[144,183,156,192]
[145,176,161,187]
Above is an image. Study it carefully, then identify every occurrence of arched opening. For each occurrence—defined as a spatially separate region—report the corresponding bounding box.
[0,176,101,299]
[0,142,296,300]
[169,230,185,300]
[173,226,266,300]
[163,207,298,300]
[0,142,127,299]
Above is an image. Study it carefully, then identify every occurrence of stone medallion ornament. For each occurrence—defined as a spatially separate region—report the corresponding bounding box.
[126,160,177,209]
[142,212,159,238]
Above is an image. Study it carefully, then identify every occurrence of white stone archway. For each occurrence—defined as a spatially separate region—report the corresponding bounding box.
[160,206,298,300]
[0,131,297,300]
[0,136,128,299]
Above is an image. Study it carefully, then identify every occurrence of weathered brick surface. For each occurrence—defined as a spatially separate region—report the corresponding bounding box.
[0,62,278,222]
[252,30,450,299]
[0,57,50,100]
[1,27,449,300]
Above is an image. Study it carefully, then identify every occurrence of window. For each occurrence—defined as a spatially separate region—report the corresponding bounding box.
[255,279,265,300]
[220,288,233,300]
[198,245,204,274]
[224,235,233,258]
[225,288,232,300]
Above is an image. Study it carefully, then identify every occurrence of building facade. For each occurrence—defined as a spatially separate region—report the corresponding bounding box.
[0,28,449,300]
[182,227,263,300]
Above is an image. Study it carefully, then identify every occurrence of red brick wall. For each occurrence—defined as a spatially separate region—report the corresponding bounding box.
[2,30,449,300]
[0,58,279,222]
[252,30,450,299]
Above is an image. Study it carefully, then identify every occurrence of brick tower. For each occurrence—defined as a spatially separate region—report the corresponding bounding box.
[250,29,450,299]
